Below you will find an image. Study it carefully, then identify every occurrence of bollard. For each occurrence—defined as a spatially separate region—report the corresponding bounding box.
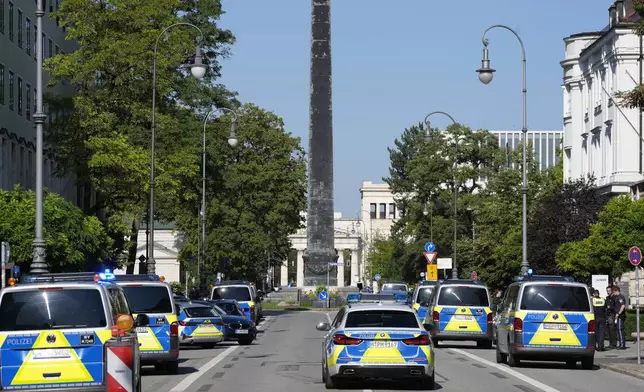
[105,332,137,392]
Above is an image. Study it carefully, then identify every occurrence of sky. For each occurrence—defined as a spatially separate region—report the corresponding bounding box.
[217,0,614,217]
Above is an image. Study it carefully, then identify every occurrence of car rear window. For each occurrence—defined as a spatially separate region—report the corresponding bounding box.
[345,310,419,328]
[381,284,407,292]
[215,302,243,316]
[520,285,590,312]
[438,286,490,307]
[212,287,252,302]
[0,288,107,331]
[121,286,173,313]
[185,306,217,318]
[416,287,434,304]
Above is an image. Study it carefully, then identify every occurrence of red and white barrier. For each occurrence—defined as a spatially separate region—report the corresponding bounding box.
[105,336,136,392]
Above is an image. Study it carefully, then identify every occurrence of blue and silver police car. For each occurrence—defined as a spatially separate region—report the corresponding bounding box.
[316,293,435,390]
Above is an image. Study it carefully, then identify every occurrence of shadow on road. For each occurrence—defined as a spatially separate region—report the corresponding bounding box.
[335,379,444,390]
[141,365,198,377]
[513,360,600,371]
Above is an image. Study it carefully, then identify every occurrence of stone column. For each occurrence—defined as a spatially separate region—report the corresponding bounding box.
[296,249,305,287]
[280,260,288,286]
[351,248,360,287]
[336,249,344,287]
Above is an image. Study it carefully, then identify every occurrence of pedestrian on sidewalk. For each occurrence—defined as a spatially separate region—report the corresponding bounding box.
[606,286,617,349]
[592,289,606,351]
[612,285,627,350]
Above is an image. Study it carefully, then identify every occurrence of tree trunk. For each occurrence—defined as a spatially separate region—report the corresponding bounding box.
[125,216,140,274]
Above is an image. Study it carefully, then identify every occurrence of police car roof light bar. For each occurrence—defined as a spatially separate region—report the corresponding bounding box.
[111,274,161,282]
[21,272,98,284]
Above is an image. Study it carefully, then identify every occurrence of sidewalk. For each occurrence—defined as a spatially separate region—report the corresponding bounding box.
[595,343,644,380]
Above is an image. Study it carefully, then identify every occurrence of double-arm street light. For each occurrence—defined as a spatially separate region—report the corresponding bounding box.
[30,0,47,273]
[148,23,206,275]
[476,25,529,275]
[201,107,238,284]
[423,111,459,279]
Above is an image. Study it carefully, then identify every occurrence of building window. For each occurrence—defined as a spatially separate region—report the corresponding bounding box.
[25,83,30,119]
[0,0,4,34]
[0,64,4,105]
[25,18,31,55]
[8,1,13,41]
[55,45,59,56]
[48,38,52,59]
[388,203,396,219]
[17,9,22,48]
[379,203,386,219]
[369,203,376,219]
[8,71,14,110]
[33,87,37,116]
[42,33,45,59]
[34,25,37,60]
[17,76,22,115]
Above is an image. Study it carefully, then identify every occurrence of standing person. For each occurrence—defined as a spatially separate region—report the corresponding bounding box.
[606,286,617,349]
[591,290,606,351]
[612,285,627,349]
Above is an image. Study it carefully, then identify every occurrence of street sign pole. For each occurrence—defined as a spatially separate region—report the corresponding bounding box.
[1,242,10,290]
[628,246,641,365]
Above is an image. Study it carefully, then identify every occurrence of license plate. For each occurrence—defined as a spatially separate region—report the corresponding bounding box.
[135,327,149,334]
[543,323,568,330]
[370,341,397,348]
[33,349,71,360]
[201,324,215,328]
[453,315,473,321]
[235,329,249,334]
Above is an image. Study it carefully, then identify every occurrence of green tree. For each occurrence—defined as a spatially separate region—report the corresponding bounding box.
[0,187,112,272]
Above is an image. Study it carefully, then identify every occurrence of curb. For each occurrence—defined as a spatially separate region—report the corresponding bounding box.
[601,363,644,381]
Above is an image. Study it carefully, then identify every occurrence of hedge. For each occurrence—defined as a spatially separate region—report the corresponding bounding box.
[625,309,644,340]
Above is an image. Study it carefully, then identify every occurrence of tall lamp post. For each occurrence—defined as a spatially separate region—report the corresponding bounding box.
[201,107,238,285]
[148,23,206,275]
[475,25,529,275]
[423,111,459,279]
[30,0,47,273]
[422,201,433,243]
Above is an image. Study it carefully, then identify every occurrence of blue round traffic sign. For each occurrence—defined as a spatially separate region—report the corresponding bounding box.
[375,274,381,281]
[424,242,436,252]
[319,291,329,301]
[629,246,642,266]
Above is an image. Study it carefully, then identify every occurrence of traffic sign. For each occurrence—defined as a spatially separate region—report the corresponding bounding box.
[319,291,328,301]
[420,272,425,277]
[629,246,642,266]
[426,264,438,280]
[424,252,437,264]
[374,274,381,281]
[471,271,478,280]
[328,262,344,266]
[424,242,436,252]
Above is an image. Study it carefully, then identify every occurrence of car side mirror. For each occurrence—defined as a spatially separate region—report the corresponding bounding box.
[135,314,150,327]
[316,322,331,331]
[423,322,434,331]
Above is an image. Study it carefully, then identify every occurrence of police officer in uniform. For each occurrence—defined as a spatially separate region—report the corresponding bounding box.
[606,286,617,349]
[592,290,606,351]
[612,285,627,349]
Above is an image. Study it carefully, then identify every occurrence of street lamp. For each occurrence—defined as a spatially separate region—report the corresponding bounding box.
[476,25,529,275]
[423,111,459,279]
[148,23,205,275]
[30,0,47,273]
[200,107,238,285]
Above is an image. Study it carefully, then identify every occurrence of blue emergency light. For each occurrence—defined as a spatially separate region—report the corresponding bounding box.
[99,269,115,281]
[394,292,408,303]
[527,267,534,275]
[347,293,361,303]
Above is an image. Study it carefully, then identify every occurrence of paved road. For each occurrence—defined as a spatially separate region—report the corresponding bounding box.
[141,311,644,391]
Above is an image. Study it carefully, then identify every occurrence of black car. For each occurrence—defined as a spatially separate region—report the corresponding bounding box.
[191,300,257,345]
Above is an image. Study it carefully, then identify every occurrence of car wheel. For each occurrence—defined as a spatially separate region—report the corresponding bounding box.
[507,350,520,367]
[581,357,594,370]
[238,338,253,346]
[495,342,507,363]
[324,363,336,389]
[419,369,435,390]
[164,361,179,374]
[201,343,216,349]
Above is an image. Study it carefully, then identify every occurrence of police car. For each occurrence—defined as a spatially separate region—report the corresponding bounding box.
[423,280,494,348]
[112,274,179,374]
[316,292,435,390]
[0,271,147,392]
[175,302,224,348]
[210,281,261,324]
[494,275,595,369]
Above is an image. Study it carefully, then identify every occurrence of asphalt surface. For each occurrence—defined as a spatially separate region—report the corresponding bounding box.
[142,310,644,392]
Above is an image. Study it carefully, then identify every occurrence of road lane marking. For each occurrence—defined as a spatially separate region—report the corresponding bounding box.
[257,316,272,331]
[169,345,238,392]
[449,349,560,392]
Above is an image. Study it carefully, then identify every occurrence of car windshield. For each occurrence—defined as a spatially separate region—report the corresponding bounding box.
[438,286,489,307]
[212,287,251,302]
[121,286,173,313]
[215,302,243,316]
[0,289,107,331]
[520,285,590,311]
[381,284,407,292]
[345,310,419,328]
[185,306,217,318]
[416,287,434,305]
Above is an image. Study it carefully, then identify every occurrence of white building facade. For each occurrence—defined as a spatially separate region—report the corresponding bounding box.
[491,130,563,171]
[561,0,644,194]
[0,1,79,204]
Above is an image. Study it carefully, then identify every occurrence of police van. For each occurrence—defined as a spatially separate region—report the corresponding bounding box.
[494,275,595,369]
[411,281,439,321]
[113,274,179,374]
[211,281,261,324]
[0,271,146,391]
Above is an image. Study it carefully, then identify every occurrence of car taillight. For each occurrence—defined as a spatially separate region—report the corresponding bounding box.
[432,311,440,322]
[487,312,493,322]
[588,320,595,334]
[170,321,179,336]
[333,334,362,345]
[178,320,186,326]
[513,317,523,332]
[402,334,430,345]
[216,321,225,326]
[250,305,255,313]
